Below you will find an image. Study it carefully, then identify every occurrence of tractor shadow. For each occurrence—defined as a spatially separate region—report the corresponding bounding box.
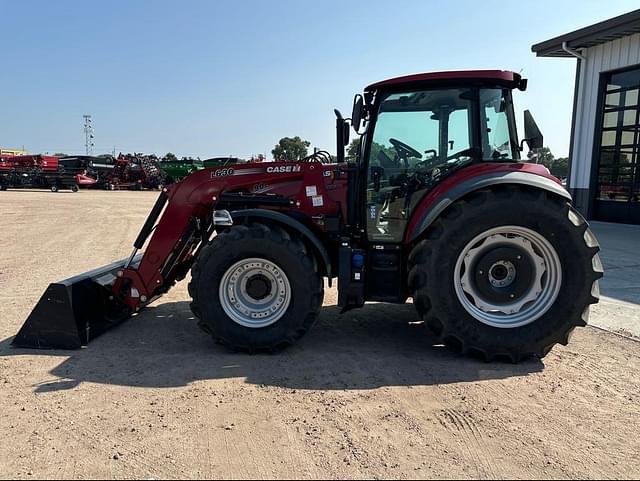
[1,301,543,393]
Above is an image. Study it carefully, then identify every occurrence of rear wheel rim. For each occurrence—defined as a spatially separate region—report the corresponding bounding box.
[219,258,291,329]
[453,226,562,329]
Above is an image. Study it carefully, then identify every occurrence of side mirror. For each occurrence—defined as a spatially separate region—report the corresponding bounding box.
[352,94,364,133]
[523,110,544,150]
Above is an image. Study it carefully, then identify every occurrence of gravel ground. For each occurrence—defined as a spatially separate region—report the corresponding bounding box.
[0,189,639,479]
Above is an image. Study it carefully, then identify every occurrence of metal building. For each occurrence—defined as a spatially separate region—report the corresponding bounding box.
[0,148,28,157]
[533,9,640,224]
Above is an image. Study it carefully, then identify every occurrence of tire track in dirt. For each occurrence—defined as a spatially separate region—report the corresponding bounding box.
[562,351,623,382]
[463,374,631,479]
[557,347,640,403]
[437,408,498,478]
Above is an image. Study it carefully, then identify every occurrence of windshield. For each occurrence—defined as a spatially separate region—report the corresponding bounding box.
[371,88,477,173]
[363,86,519,168]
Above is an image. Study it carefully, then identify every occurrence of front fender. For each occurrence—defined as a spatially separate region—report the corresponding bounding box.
[230,208,333,285]
[405,163,571,243]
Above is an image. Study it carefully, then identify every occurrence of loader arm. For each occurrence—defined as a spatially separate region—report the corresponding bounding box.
[114,164,299,309]
[113,158,351,312]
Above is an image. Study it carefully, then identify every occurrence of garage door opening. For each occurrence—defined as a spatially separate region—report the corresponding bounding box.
[593,65,640,224]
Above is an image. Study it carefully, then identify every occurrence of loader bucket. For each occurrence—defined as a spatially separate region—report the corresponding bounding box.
[12,255,142,350]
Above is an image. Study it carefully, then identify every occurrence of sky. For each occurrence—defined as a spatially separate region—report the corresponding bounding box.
[1,0,639,159]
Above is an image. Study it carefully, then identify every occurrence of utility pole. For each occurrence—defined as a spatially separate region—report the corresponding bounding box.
[83,115,94,155]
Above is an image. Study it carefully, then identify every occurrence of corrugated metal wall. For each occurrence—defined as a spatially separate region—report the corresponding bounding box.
[571,33,640,192]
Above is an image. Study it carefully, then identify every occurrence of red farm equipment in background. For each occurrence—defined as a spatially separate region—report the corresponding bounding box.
[58,155,118,188]
[0,155,88,192]
[58,156,98,189]
[105,153,167,190]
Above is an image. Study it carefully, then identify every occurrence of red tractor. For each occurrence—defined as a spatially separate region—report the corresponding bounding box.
[14,70,603,362]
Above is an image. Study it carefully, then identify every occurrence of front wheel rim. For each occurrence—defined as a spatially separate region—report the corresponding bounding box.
[219,258,291,329]
[453,226,562,329]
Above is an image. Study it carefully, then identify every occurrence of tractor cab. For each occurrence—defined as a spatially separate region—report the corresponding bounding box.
[344,70,543,244]
[334,71,548,306]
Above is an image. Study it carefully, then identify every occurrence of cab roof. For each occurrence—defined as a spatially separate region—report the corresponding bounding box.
[365,70,525,91]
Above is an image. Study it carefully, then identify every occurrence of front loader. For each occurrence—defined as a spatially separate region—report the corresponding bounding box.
[14,70,603,361]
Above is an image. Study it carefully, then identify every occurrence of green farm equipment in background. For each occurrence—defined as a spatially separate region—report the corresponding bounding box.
[201,157,244,169]
[159,160,202,184]
[160,157,244,184]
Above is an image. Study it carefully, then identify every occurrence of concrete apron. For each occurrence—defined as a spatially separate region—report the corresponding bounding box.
[589,221,640,338]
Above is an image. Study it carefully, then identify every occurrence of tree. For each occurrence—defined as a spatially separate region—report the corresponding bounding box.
[162,152,178,162]
[551,157,569,179]
[346,138,398,165]
[527,147,569,179]
[527,146,554,166]
[347,138,361,161]
[272,137,310,161]
[370,142,397,166]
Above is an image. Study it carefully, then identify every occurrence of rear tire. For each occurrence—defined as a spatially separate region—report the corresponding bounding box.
[408,186,603,362]
[50,185,59,193]
[189,223,324,352]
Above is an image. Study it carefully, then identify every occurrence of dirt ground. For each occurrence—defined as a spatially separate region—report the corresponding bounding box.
[0,189,639,480]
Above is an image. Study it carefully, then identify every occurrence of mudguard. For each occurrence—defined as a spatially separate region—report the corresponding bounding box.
[230,208,333,283]
[405,163,571,242]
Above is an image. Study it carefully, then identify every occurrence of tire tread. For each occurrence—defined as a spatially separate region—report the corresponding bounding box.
[189,222,324,352]
[408,187,602,362]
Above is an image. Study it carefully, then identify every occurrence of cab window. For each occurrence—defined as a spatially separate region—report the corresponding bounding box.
[366,89,475,242]
[480,88,517,160]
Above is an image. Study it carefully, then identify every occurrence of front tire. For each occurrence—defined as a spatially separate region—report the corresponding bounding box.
[189,223,324,352]
[408,186,603,362]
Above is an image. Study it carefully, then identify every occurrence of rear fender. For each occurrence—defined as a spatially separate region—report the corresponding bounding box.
[229,208,333,285]
[405,163,571,243]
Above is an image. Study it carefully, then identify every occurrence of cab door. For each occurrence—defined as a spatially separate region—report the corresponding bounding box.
[363,88,475,300]
[365,88,475,242]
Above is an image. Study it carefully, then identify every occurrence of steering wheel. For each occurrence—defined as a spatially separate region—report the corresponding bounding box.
[389,138,422,160]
